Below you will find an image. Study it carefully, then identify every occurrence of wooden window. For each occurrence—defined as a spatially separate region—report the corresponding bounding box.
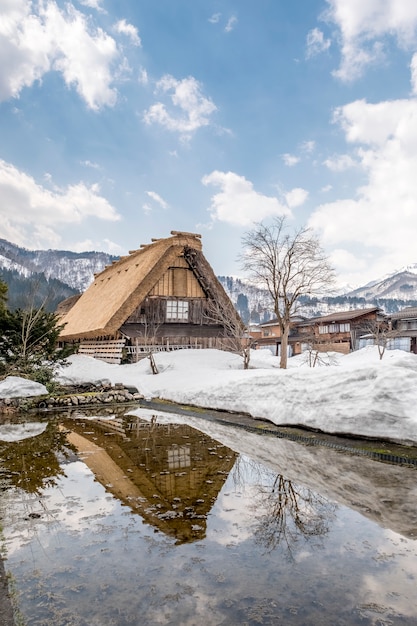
[166,300,189,321]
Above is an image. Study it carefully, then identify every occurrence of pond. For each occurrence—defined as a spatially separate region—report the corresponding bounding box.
[1,405,417,626]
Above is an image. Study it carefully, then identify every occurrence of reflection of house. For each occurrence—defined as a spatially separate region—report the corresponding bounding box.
[63,415,237,544]
[57,231,241,363]
[387,307,417,354]
[293,307,383,354]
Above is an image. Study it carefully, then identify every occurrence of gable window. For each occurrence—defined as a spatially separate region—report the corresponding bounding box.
[166,300,189,321]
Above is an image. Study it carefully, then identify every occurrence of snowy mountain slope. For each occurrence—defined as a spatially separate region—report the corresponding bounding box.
[347,266,417,301]
[0,239,116,292]
[1,238,417,316]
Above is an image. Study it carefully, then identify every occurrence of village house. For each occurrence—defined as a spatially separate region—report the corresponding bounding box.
[254,315,306,356]
[386,307,417,354]
[57,231,243,363]
[294,307,384,354]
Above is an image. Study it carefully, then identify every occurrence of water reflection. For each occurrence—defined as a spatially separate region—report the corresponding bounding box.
[60,413,237,543]
[0,408,417,625]
[129,407,417,540]
[0,417,75,494]
[251,470,337,557]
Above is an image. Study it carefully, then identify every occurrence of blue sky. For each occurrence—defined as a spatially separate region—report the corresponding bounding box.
[1,0,417,288]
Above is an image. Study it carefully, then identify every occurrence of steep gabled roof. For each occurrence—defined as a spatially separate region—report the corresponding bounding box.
[59,231,237,341]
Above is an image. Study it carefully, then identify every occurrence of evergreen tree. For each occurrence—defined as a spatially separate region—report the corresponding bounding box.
[0,307,74,386]
[0,277,7,312]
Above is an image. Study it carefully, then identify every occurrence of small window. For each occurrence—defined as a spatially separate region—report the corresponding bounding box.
[166,300,189,321]
[318,324,329,334]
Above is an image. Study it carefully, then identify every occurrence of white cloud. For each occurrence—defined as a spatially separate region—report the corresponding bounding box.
[142,203,152,215]
[306,28,331,58]
[301,140,316,153]
[323,153,358,171]
[114,19,141,46]
[410,52,417,95]
[79,0,105,11]
[138,66,148,85]
[80,160,100,169]
[225,16,238,33]
[282,153,300,167]
[208,13,221,25]
[324,0,417,81]
[285,187,309,208]
[0,159,120,249]
[0,0,120,110]
[202,171,291,226]
[309,91,417,282]
[146,190,169,209]
[143,75,217,138]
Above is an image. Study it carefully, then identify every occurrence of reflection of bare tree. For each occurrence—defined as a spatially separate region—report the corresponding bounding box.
[251,469,337,559]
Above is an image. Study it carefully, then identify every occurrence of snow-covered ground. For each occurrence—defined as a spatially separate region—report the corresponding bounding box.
[2,347,417,444]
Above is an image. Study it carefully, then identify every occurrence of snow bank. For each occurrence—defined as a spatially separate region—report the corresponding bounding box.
[0,376,48,398]
[54,347,417,444]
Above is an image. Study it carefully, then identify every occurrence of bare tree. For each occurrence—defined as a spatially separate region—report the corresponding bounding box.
[240,217,335,368]
[205,300,252,369]
[299,332,340,367]
[357,318,398,360]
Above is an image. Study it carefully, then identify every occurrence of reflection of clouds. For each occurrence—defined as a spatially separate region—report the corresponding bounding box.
[359,529,417,619]
[3,461,117,555]
[208,484,254,546]
[208,456,277,547]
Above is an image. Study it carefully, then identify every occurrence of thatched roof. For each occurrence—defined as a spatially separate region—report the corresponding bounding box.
[59,231,237,341]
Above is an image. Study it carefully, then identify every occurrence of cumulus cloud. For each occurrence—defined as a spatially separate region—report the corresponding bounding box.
[143,75,217,138]
[146,190,169,209]
[202,171,291,226]
[306,28,331,58]
[79,0,105,11]
[324,0,417,81]
[0,159,120,249]
[285,187,309,208]
[323,153,358,171]
[114,19,141,46]
[0,0,120,110]
[309,92,417,281]
[282,153,300,167]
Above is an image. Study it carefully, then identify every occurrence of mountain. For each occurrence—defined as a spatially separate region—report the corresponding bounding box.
[0,239,117,292]
[0,239,116,311]
[1,238,416,317]
[346,265,417,301]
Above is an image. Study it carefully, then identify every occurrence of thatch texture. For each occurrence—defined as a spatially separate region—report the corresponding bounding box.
[59,231,237,342]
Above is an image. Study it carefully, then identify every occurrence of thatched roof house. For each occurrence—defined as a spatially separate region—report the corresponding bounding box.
[58,231,242,362]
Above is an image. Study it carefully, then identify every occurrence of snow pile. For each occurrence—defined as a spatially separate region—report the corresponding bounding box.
[54,346,417,445]
[0,376,48,398]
